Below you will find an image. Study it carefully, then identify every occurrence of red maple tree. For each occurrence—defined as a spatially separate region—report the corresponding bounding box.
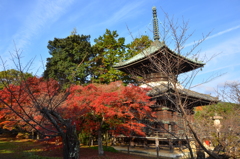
[0,78,155,157]
[63,81,155,155]
[0,77,59,133]
[0,77,80,159]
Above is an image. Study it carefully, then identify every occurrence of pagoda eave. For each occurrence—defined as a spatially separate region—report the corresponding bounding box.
[148,85,219,107]
[114,46,205,77]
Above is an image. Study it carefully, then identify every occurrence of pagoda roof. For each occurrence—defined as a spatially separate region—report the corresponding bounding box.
[113,40,204,75]
[147,83,219,106]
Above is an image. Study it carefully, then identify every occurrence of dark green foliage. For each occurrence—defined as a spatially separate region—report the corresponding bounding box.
[43,29,152,86]
[91,30,152,85]
[43,33,93,87]
[0,69,33,90]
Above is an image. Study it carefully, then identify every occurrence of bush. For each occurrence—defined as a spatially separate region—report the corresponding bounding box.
[16,132,30,139]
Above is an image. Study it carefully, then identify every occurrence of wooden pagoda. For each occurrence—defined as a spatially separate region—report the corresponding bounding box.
[113,7,218,151]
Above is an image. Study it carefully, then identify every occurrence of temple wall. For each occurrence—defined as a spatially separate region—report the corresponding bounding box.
[152,108,194,137]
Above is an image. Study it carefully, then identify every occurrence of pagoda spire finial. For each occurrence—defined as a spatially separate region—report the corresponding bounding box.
[152,6,160,41]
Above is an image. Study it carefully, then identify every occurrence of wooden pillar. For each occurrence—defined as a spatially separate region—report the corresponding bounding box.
[37,132,39,140]
[168,138,174,152]
[155,132,159,147]
[130,137,135,147]
[127,137,130,154]
[155,132,159,158]
[144,139,148,149]
[178,140,182,151]
[31,130,34,139]
[111,136,116,146]
[90,138,93,146]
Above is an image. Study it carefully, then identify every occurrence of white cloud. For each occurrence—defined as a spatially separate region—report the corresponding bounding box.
[207,25,240,40]
[185,24,240,48]
[190,33,240,96]
[68,1,98,23]
[199,63,240,76]
[196,35,240,76]
[4,0,74,56]
[97,1,145,27]
[193,69,240,96]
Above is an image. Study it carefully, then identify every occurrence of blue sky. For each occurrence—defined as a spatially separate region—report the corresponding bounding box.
[1,0,240,96]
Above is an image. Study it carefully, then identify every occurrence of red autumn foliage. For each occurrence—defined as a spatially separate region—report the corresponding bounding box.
[0,76,83,158]
[0,77,61,133]
[0,77,156,157]
[1,77,155,138]
[63,81,155,136]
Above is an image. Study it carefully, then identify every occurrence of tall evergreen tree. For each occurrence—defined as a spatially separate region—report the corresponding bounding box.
[43,32,93,87]
[44,29,152,86]
[91,30,152,84]
[90,29,128,84]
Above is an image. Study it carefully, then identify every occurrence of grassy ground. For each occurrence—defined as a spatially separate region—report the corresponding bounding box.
[0,134,61,159]
[0,134,156,159]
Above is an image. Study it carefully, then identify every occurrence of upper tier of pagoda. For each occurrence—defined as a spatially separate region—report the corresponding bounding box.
[113,6,204,83]
[113,6,218,106]
[113,40,204,81]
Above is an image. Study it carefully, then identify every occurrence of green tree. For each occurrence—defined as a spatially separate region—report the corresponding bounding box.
[91,30,152,84]
[43,32,93,87]
[0,69,33,90]
[43,29,152,86]
[126,35,152,59]
[90,29,128,84]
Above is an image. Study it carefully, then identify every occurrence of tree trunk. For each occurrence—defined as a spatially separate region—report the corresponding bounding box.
[62,124,80,159]
[98,127,104,155]
[185,135,194,159]
[176,102,219,159]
